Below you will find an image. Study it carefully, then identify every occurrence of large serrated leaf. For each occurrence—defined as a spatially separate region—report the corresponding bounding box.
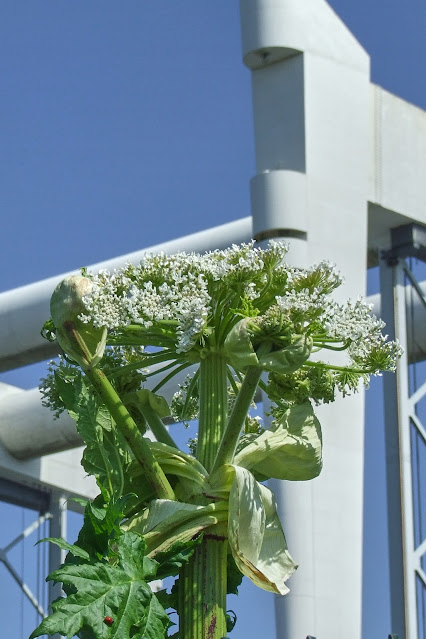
[29,532,170,639]
[71,380,130,498]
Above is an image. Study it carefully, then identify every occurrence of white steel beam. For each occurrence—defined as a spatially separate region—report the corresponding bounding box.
[48,491,67,628]
[0,438,98,503]
[380,257,426,638]
[368,87,426,227]
[240,1,370,636]
[0,217,252,372]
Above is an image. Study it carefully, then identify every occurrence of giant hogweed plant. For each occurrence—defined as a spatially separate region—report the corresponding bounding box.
[31,242,401,639]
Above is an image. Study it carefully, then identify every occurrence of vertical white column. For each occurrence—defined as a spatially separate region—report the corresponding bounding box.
[239,1,370,637]
[380,257,421,639]
[48,491,67,639]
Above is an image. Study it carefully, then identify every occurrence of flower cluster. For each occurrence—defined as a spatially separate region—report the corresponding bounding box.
[40,356,82,418]
[78,242,288,353]
[40,346,146,418]
[42,242,401,415]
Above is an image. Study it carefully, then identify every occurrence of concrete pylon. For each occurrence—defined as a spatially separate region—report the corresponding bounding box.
[240,2,370,637]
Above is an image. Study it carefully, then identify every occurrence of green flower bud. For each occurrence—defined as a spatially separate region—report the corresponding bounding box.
[50,275,93,325]
[224,312,312,374]
[50,275,107,369]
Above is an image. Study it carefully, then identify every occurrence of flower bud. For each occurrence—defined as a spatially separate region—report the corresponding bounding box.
[50,275,93,327]
[50,275,106,369]
[224,315,312,374]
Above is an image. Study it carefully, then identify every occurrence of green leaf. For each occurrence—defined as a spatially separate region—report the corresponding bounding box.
[29,532,170,639]
[125,499,228,556]
[227,552,243,596]
[226,610,237,633]
[112,530,158,580]
[72,495,131,560]
[227,466,297,595]
[234,402,322,481]
[71,379,130,498]
[36,537,90,561]
[54,368,79,413]
[154,536,203,579]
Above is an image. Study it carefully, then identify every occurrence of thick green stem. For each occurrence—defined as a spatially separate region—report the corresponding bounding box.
[179,353,229,639]
[178,524,228,639]
[212,365,262,474]
[196,354,228,472]
[84,366,175,501]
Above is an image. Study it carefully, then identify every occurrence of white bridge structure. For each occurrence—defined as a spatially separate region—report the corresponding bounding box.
[0,1,425,637]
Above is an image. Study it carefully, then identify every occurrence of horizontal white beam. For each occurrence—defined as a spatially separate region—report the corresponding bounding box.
[0,437,98,504]
[0,359,196,460]
[0,217,252,372]
[368,86,426,232]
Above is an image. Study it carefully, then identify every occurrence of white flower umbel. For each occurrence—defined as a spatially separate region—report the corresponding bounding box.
[75,243,401,386]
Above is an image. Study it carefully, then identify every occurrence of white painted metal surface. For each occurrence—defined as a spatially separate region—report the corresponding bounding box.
[380,258,426,638]
[241,1,369,636]
[48,491,67,639]
[369,87,426,224]
[0,435,98,502]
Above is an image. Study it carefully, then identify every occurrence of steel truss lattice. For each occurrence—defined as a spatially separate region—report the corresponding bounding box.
[380,257,426,639]
[0,511,50,618]
[0,486,67,639]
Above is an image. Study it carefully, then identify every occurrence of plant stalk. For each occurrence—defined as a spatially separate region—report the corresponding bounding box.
[212,365,262,474]
[196,354,228,472]
[179,353,229,639]
[84,366,175,501]
[137,401,178,449]
[178,523,228,639]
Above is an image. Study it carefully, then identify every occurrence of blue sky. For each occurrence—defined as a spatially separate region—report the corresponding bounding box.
[0,1,425,638]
